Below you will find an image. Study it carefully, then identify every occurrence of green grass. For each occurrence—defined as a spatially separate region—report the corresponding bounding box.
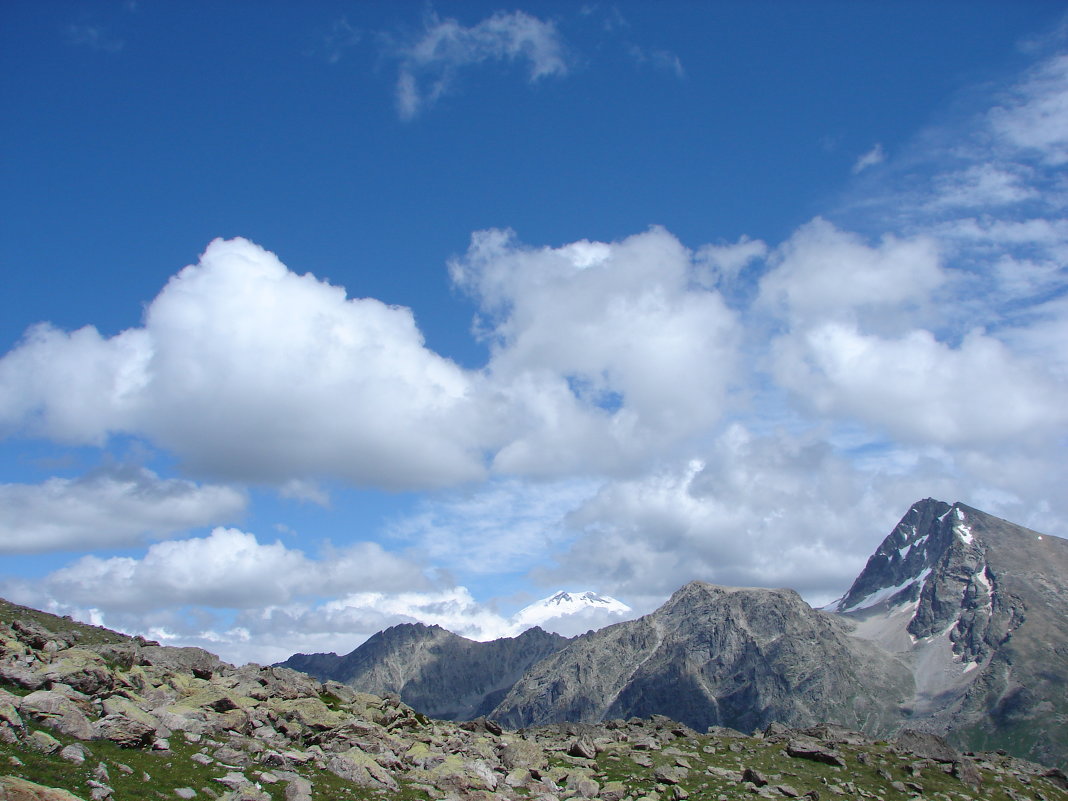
[4,723,1066,801]
[582,731,1064,801]
[0,718,440,801]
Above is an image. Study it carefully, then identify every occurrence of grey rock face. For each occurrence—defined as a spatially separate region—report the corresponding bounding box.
[490,582,913,735]
[839,499,1068,767]
[278,622,569,721]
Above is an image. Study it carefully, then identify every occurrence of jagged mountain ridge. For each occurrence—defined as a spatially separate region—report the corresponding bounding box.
[490,582,914,735]
[279,498,1068,768]
[5,598,1067,801]
[279,622,569,721]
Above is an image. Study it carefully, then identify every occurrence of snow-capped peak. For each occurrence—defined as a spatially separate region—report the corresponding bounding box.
[544,590,619,608]
[510,590,632,634]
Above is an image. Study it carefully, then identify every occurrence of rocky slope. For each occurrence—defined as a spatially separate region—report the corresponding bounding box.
[490,582,914,736]
[3,599,1067,801]
[835,498,1068,769]
[279,623,569,721]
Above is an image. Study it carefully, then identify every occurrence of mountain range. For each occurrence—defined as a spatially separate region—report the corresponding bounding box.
[279,498,1068,768]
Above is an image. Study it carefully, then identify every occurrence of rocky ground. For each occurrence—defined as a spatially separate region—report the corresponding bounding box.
[2,599,1066,801]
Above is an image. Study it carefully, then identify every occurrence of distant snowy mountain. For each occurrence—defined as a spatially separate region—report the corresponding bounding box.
[511,590,632,636]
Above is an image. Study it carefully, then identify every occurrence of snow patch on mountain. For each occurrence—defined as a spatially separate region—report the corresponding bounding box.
[839,567,932,613]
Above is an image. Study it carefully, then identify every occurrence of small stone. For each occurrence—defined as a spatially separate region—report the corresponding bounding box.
[87,779,114,800]
[215,771,251,789]
[953,758,983,790]
[568,736,598,760]
[30,729,61,753]
[743,767,769,787]
[284,778,313,801]
[785,738,846,768]
[654,765,688,785]
[95,713,155,748]
[60,743,88,764]
[176,790,197,799]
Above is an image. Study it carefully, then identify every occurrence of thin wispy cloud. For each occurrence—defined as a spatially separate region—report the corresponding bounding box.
[391,10,569,119]
[321,16,362,64]
[627,44,685,79]
[65,23,123,53]
[852,143,885,173]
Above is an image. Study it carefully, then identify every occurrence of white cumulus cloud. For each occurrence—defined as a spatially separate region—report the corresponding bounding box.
[0,238,485,491]
[771,322,1067,447]
[6,526,427,615]
[453,226,741,476]
[759,218,944,330]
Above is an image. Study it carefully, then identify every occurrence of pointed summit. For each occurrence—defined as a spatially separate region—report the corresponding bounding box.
[833,498,955,613]
[837,498,1068,767]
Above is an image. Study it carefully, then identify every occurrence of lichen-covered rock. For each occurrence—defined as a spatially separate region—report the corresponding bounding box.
[0,690,24,729]
[0,775,88,801]
[500,737,549,771]
[0,661,47,691]
[568,735,597,759]
[137,645,224,679]
[101,695,170,737]
[94,712,156,747]
[29,730,61,754]
[267,697,350,732]
[18,690,95,740]
[34,649,113,695]
[59,744,88,764]
[327,751,398,790]
[282,777,313,801]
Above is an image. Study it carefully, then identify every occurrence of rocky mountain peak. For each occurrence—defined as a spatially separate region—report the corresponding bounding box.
[271,499,1068,769]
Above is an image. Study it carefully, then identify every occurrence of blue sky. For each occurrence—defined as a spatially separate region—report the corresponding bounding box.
[2,2,1067,664]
